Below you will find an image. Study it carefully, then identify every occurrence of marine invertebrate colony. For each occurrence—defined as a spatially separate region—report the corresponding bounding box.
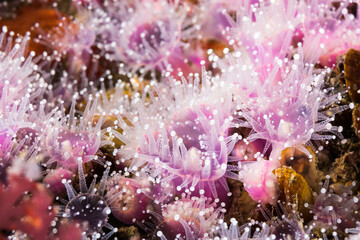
[43,100,104,169]
[224,0,303,62]
[60,164,118,239]
[35,11,98,74]
[112,67,238,201]
[0,0,359,239]
[0,30,43,105]
[300,0,360,67]
[308,176,359,231]
[238,157,280,204]
[96,0,199,78]
[215,218,274,240]
[144,195,222,239]
[216,45,345,161]
[105,173,151,225]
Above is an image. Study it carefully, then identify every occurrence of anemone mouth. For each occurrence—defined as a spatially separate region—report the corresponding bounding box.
[105,174,150,224]
[109,184,136,213]
[152,196,219,239]
[167,106,216,149]
[46,128,99,167]
[231,138,263,161]
[123,17,182,67]
[65,193,110,232]
[132,104,230,182]
[248,101,316,145]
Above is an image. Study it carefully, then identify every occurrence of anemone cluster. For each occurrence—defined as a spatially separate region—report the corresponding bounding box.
[0,0,360,239]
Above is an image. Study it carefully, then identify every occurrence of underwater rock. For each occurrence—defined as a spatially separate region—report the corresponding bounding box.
[352,104,360,139]
[336,54,345,84]
[115,226,140,240]
[225,178,258,225]
[330,142,360,193]
[344,49,360,103]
